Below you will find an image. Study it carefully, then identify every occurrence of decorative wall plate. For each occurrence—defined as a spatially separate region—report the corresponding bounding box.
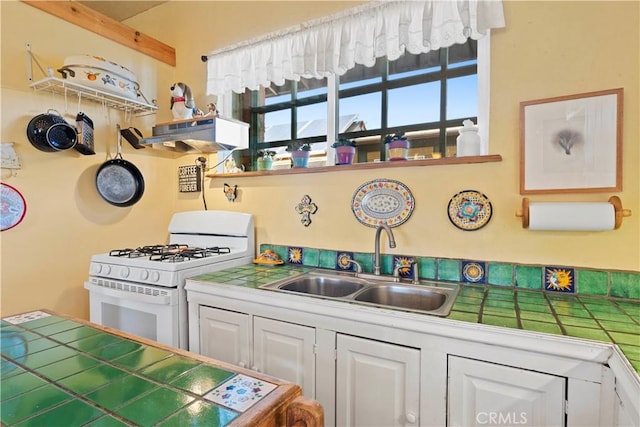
[352,179,415,228]
[447,190,492,231]
[1,183,26,231]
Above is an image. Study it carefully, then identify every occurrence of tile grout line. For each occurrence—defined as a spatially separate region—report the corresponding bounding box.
[541,293,568,336]
[1,317,242,425]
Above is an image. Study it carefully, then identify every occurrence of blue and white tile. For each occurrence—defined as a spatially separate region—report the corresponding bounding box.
[2,311,51,324]
[204,374,277,412]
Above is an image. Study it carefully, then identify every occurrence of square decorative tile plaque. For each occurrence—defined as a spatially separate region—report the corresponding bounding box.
[204,374,276,412]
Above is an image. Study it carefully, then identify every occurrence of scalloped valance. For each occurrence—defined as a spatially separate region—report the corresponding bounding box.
[205,0,505,96]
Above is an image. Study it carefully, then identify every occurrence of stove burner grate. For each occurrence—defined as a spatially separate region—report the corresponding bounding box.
[150,246,232,262]
[109,244,231,262]
[109,244,188,258]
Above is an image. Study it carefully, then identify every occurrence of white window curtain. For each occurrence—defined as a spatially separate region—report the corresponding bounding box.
[205,0,505,96]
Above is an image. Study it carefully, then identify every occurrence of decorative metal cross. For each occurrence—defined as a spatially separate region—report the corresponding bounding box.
[295,195,318,227]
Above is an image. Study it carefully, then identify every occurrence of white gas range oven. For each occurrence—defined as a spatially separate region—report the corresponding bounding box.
[84,210,254,350]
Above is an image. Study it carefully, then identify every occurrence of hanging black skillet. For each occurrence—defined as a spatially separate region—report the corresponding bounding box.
[96,125,145,207]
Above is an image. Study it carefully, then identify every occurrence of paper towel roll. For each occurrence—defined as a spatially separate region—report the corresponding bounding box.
[528,202,615,231]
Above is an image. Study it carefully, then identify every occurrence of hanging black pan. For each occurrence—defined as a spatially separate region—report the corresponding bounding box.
[96,125,145,207]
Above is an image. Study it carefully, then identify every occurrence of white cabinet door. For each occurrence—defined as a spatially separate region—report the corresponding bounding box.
[615,395,636,427]
[336,334,420,427]
[448,356,566,427]
[199,306,251,369]
[253,316,316,398]
[614,386,640,427]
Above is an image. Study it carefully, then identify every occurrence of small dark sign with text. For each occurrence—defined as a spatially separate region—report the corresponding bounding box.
[178,165,201,192]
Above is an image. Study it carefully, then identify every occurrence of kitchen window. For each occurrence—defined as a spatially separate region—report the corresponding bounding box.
[241,37,488,167]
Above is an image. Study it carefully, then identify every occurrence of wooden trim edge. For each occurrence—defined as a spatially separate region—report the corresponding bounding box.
[21,0,176,66]
[206,154,503,178]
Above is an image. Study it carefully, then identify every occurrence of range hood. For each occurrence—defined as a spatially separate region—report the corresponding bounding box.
[139,116,249,153]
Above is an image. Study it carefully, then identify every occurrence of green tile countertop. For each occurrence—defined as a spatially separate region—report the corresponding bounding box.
[0,310,304,427]
[190,264,640,373]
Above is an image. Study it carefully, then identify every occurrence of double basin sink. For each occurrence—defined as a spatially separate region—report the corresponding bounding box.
[259,270,459,317]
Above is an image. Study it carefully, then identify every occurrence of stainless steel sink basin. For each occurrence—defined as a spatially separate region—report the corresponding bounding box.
[277,276,366,297]
[259,270,459,316]
[354,285,447,312]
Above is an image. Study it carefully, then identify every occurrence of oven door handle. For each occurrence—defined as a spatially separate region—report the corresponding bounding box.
[84,282,173,305]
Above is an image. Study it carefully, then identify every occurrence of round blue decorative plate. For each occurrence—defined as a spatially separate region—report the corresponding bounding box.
[447,190,492,231]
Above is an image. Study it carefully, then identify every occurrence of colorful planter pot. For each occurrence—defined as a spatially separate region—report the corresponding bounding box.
[257,157,273,171]
[335,145,356,165]
[386,138,410,161]
[291,151,310,168]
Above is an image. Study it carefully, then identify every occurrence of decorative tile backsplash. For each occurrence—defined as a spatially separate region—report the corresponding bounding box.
[544,266,575,293]
[336,252,355,271]
[286,247,304,264]
[461,261,486,284]
[260,244,640,300]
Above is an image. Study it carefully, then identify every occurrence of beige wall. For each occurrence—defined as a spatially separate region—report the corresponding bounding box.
[137,1,639,266]
[1,1,638,320]
[0,1,178,318]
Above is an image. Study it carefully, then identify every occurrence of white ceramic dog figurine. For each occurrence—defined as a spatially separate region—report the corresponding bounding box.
[170,82,198,120]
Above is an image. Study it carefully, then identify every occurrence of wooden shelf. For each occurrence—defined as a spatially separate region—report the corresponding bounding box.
[29,77,158,115]
[206,154,502,178]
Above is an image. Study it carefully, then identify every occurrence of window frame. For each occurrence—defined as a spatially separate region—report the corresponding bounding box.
[239,35,491,168]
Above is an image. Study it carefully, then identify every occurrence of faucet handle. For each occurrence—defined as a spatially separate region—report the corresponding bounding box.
[409,258,420,284]
[392,262,403,278]
[392,259,419,283]
[346,259,363,273]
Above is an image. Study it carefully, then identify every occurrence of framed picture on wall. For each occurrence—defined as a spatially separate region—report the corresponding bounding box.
[519,88,623,194]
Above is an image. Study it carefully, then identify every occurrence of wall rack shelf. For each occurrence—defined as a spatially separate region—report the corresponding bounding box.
[29,77,158,116]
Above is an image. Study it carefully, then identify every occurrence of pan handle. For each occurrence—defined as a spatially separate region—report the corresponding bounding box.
[46,109,63,117]
[120,126,145,149]
[115,124,124,159]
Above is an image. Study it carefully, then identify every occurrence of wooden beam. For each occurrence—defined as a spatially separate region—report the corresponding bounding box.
[21,0,176,66]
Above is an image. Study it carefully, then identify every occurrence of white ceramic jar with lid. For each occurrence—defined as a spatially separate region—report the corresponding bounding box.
[456,119,481,157]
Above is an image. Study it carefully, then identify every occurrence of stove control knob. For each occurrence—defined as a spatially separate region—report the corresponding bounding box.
[149,271,160,282]
[139,270,149,280]
[90,264,102,274]
[103,265,111,275]
[120,267,130,278]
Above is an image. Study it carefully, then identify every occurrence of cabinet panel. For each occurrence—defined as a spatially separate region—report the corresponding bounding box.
[614,378,640,427]
[336,334,420,427]
[616,395,637,427]
[199,306,250,368]
[448,356,566,427]
[253,317,316,398]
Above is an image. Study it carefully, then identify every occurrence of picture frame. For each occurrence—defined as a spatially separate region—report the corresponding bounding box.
[520,88,623,194]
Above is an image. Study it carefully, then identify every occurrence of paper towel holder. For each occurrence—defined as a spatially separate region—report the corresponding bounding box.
[515,196,631,230]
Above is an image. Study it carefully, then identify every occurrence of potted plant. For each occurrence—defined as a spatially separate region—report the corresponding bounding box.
[384,132,410,161]
[286,142,312,168]
[331,139,357,165]
[257,150,276,171]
